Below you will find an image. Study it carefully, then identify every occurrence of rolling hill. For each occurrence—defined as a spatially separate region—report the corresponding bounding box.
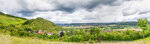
[0,12,59,32]
[22,18,59,32]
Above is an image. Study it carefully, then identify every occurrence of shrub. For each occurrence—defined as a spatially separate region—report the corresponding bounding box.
[63,35,85,42]
[49,33,60,39]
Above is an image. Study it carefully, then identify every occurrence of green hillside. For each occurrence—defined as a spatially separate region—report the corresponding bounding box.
[0,12,26,26]
[22,18,59,32]
[0,12,59,32]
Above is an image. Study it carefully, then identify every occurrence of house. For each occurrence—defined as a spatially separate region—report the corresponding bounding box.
[58,31,62,35]
[47,32,53,36]
[33,30,38,34]
[38,30,44,35]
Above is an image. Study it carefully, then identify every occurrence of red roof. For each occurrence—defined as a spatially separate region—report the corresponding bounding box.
[38,32,44,34]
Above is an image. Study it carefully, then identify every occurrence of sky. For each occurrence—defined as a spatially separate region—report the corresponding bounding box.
[0,0,150,23]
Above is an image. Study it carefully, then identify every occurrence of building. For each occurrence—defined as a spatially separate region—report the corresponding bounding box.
[33,30,38,34]
[47,32,53,36]
[38,30,44,35]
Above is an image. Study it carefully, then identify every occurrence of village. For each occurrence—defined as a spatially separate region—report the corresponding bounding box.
[27,30,65,37]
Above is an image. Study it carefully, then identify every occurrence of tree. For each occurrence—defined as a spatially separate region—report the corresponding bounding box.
[60,31,64,37]
[137,18,149,44]
[90,27,101,34]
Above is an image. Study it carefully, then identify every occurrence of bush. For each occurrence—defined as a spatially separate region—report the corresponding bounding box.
[63,35,85,42]
[49,33,60,39]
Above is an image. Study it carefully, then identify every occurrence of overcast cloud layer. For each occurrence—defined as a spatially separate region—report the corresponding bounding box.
[0,0,150,23]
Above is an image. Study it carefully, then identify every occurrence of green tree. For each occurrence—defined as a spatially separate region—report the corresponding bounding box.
[90,27,101,34]
[137,18,149,44]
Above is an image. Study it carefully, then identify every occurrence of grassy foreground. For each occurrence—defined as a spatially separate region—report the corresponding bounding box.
[0,33,142,44]
[135,37,150,44]
[0,34,50,44]
[0,34,86,44]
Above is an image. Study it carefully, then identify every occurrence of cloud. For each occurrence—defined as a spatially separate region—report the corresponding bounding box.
[121,0,150,21]
[53,0,119,12]
[0,0,150,23]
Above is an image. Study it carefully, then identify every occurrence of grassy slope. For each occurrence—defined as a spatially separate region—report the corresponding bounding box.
[22,18,59,32]
[0,12,59,32]
[0,12,26,26]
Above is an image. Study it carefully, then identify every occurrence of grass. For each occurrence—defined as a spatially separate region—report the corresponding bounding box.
[0,33,87,44]
[135,37,150,44]
[0,15,26,26]
[0,34,50,44]
[0,33,142,44]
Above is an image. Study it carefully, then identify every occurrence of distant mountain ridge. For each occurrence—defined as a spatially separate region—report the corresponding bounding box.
[56,22,140,26]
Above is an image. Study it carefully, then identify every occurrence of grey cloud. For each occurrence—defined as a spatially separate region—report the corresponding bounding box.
[13,0,122,16]
[82,0,118,9]
[139,11,150,15]
[122,8,138,16]
[53,0,120,13]
[53,5,76,13]
[17,11,34,16]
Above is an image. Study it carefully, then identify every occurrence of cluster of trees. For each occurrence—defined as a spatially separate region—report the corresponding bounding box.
[59,28,150,42]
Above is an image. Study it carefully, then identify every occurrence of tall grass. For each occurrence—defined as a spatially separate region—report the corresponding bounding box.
[135,37,150,44]
[0,34,51,44]
[0,33,143,44]
[0,34,86,44]
[0,15,25,26]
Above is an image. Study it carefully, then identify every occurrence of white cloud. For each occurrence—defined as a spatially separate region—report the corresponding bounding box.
[121,0,150,21]
[0,0,22,12]
[19,0,55,11]
[0,0,150,23]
